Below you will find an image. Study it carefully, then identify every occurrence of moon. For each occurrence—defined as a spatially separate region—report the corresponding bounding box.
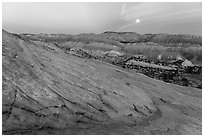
[135,19,140,24]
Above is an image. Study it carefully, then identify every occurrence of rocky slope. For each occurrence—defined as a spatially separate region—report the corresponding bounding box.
[2,30,202,134]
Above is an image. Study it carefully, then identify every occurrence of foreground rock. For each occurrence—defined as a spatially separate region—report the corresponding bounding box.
[2,30,202,134]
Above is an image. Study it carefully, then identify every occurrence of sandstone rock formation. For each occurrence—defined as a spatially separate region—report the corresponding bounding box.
[2,30,202,134]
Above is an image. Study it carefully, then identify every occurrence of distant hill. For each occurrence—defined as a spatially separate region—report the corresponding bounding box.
[19,31,202,65]
[143,33,202,46]
[19,31,202,46]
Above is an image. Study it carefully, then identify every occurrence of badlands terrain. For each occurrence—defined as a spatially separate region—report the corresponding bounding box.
[2,30,202,134]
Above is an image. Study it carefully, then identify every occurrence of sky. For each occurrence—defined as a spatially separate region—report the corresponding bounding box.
[2,2,202,35]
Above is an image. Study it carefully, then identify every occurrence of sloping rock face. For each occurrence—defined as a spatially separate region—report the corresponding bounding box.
[182,59,194,67]
[2,30,202,134]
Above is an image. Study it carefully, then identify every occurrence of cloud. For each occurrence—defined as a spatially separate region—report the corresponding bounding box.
[118,2,202,33]
[120,3,201,22]
[2,2,201,35]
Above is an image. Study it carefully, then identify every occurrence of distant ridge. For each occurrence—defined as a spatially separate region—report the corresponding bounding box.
[3,29,202,45]
[102,31,139,35]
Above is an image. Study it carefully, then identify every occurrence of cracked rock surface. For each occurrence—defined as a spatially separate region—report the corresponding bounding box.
[2,30,202,134]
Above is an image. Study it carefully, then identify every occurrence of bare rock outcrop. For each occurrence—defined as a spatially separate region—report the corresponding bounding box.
[2,30,202,134]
